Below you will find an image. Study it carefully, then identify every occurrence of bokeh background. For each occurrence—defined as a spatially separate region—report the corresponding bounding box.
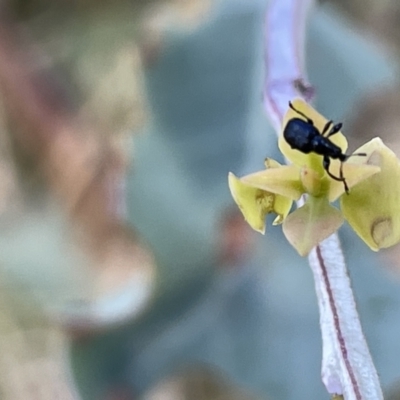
[1,0,400,399]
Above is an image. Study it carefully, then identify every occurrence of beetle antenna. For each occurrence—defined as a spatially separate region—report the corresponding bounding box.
[289,101,306,119]
[288,102,313,124]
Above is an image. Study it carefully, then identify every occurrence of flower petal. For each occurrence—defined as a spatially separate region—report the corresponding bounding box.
[228,172,294,233]
[279,99,348,173]
[283,196,344,256]
[272,194,293,225]
[340,137,400,250]
[300,165,325,197]
[241,165,304,200]
[328,162,381,202]
[264,158,282,169]
[228,172,273,234]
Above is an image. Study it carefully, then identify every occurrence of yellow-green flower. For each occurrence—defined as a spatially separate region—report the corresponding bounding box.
[228,158,296,234]
[228,99,400,256]
[340,137,400,250]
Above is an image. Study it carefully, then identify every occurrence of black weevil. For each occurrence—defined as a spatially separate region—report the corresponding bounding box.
[283,101,366,194]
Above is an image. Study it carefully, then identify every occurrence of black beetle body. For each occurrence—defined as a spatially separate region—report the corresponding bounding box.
[283,102,366,193]
[284,118,345,160]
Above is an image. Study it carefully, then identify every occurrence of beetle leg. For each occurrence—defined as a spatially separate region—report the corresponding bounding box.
[326,123,343,137]
[323,156,349,194]
[340,162,349,194]
[346,152,367,158]
[323,156,336,179]
[289,101,314,125]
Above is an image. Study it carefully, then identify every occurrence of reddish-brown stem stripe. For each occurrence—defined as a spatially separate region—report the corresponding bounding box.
[316,245,362,400]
